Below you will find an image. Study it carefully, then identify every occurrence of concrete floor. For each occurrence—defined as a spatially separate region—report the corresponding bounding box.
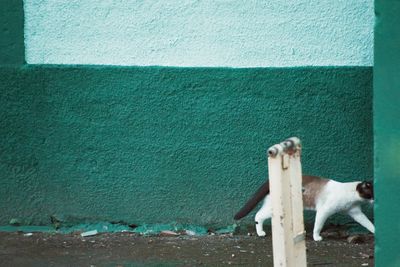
[0,231,374,267]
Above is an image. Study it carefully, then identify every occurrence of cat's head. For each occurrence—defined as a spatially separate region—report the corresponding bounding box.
[356,181,374,202]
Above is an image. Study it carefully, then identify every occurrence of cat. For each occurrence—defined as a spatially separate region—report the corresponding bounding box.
[234,175,374,241]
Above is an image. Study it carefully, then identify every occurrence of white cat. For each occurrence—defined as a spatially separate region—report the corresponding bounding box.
[234,175,374,241]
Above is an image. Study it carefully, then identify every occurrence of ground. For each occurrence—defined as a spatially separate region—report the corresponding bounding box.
[0,228,374,267]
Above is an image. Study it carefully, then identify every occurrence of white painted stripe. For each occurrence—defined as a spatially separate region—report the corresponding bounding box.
[24,0,373,67]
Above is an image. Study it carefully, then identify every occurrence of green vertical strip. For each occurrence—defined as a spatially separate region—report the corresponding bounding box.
[0,0,25,65]
[374,0,400,266]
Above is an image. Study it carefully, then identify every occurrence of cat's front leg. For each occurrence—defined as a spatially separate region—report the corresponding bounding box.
[348,206,375,233]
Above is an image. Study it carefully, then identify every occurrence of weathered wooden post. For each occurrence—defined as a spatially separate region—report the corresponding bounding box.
[268,137,307,267]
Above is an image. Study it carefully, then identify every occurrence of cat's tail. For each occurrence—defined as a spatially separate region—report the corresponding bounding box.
[233,180,270,220]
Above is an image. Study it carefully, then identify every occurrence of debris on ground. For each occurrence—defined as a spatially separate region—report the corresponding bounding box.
[160,230,179,236]
[360,252,374,259]
[185,230,197,236]
[347,234,365,244]
[0,232,374,267]
[80,230,98,237]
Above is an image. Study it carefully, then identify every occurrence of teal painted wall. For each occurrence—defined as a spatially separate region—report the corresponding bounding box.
[0,66,372,227]
[0,0,25,65]
[374,0,400,266]
[1,0,373,230]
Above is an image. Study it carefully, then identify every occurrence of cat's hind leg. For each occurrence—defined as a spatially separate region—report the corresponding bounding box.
[313,208,333,241]
[255,195,272,237]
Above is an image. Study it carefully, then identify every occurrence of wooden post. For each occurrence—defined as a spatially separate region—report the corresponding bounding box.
[268,137,307,267]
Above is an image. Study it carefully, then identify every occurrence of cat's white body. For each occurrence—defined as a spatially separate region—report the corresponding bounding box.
[254,179,374,241]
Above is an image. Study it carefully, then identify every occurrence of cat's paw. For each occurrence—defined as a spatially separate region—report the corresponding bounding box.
[256,230,266,237]
[313,235,323,241]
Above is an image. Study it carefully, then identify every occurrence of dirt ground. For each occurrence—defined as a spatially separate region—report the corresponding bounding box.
[0,230,374,267]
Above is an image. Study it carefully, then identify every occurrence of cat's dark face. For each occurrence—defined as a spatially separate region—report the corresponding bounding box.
[356,181,374,200]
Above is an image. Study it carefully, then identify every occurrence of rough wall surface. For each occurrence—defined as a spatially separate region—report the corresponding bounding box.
[24,0,374,67]
[0,66,372,227]
[374,0,400,266]
[0,0,25,65]
[1,1,373,230]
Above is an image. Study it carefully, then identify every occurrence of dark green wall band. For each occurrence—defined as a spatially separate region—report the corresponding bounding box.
[0,66,372,227]
[374,0,400,266]
[0,0,25,65]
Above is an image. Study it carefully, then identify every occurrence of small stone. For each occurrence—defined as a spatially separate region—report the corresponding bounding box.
[347,235,365,244]
[81,230,98,237]
[185,230,197,236]
[160,230,179,236]
[231,253,235,258]
[359,252,373,259]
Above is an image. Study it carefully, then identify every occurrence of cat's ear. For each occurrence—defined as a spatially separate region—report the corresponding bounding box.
[365,181,373,189]
[356,181,374,200]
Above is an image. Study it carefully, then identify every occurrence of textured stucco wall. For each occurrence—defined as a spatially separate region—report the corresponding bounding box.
[1,1,373,230]
[0,0,25,65]
[0,66,372,227]
[374,0,400,266]
[24,0,374,67]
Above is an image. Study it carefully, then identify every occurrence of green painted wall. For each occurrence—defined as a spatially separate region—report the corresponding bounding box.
[0,0,25,65]
[0,66,372,227]
[374,0,400,266]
